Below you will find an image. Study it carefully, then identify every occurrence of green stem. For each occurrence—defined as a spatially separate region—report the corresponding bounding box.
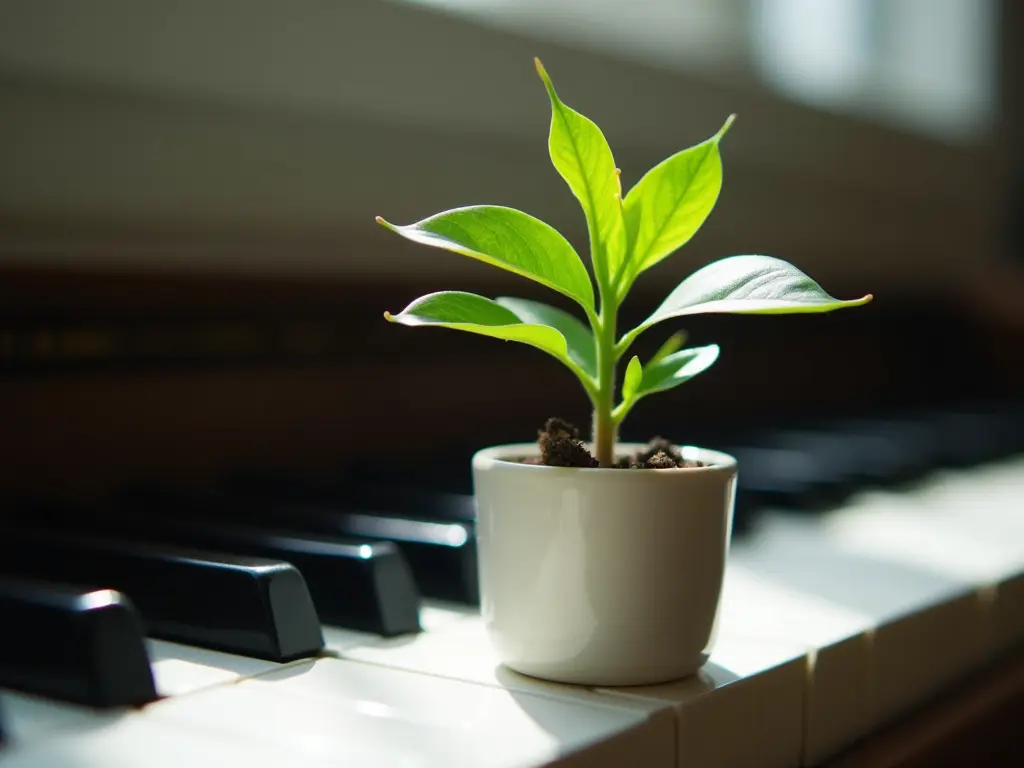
[592,304,618,467]
[586,212,619,467]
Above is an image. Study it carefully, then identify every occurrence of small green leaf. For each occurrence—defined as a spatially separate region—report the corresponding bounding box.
[535,58,627,290]
[377,206,595,311]
[637,345,720,398]
[621,116,734,287]
[624,255,873,347]
[649,330,688,365]
[622,355,643,402]
[495,296,596,377]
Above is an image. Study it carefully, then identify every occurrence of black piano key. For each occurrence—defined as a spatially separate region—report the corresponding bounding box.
[0,527,324,662]
[196,528,422,636]
[19,501,421,637]
[297,507,478,605]
[724,444,846,511]
[0,695,6,745]
[211,481,479,605]
[757,428,914,489]
[0,578,157,708]
[823,417,938,481]
[918,403,1024,465]
[243,504,478,606]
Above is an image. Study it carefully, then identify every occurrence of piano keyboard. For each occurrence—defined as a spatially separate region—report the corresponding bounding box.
[0,403,1021,767]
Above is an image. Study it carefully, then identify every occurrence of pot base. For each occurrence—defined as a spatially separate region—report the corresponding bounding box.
[500,652,711,688]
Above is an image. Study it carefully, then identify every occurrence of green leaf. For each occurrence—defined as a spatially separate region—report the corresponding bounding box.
[385,290,565,355]
[649,330,688,365]
[622,355,643,402]
[621,116,734,286]
[384,291,596,397]
[376,205,595,311]
[624,255,873,347]
[535,58,627,290]
[637,345,720,398]
[495,296,596,377]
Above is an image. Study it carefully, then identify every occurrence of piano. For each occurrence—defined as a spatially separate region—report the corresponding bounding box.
[1,2,1022,764]
[0,267,1021,767]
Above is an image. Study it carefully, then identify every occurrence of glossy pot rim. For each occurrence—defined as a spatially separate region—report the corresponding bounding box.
[472,442,737,477]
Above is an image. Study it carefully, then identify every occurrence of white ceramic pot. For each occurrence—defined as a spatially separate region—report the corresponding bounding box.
[472,442,737,686]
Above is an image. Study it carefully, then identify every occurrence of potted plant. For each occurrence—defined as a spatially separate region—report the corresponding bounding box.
[376,59,871,686]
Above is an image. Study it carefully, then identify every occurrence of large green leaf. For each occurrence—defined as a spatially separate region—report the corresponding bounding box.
[621,116,734,287]
[384,291,596,388]
[636,345,720,398]
[535,58,626,289]
[622,255,873,348]
[495,296,596,377]
[376,206,594,311]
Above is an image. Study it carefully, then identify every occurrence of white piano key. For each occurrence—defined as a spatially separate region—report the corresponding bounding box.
[598,635,806,768]
[733,507,988,746]
[147,656,671,768]
[343,612,803,768]
[146,639,289,697]
[823,492,1022,652]
[418,599,481,628]
[0,708,332,768]
[718,564,874,765]
[0,691,122,746]
[876,458,1024,653]
[341,615,676,758]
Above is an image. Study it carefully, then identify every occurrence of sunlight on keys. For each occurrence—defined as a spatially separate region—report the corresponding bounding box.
[729,504,991,762]
[148,657,673,768]
[0,709,337,768]
[719,564,873,764]
[599,634,806,768]
[822,459,1024,658]
[145,640,294,697]
[342,614,803,768]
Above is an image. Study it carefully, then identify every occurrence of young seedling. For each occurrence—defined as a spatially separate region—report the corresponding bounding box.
[378,59,872,468]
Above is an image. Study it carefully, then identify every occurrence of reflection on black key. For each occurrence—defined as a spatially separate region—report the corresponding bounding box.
[291,507,479,605]
[199,529,421,636]
[213,484,478,604]
[0,528,323,662]
[18,502,421,637]
[0,578,157,708]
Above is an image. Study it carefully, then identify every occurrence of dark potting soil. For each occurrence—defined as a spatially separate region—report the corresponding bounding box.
[524,417,705,469]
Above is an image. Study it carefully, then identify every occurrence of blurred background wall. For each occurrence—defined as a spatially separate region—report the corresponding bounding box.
[0,0,1020,495]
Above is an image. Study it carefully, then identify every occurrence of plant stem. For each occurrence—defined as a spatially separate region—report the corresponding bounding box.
[592,306,618,467]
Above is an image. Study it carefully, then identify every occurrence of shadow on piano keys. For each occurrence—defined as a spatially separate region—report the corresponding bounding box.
[0,401,1022,767]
